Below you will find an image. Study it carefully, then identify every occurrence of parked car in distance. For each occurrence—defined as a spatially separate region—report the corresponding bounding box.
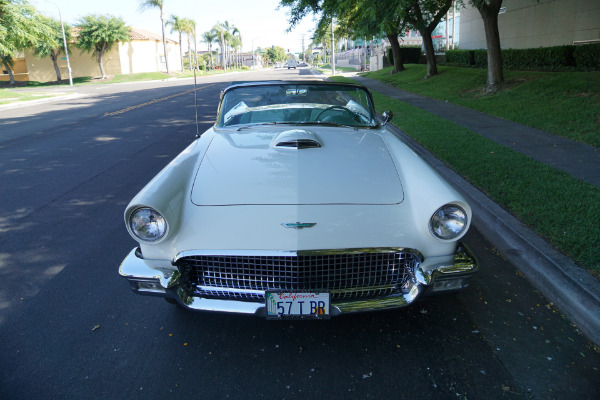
[119,81,478,319]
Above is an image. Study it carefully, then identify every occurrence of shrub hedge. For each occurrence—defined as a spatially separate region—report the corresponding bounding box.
[386,46,422,66]
[445,43,600,71]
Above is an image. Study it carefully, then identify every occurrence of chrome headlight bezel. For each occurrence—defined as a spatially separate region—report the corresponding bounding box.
[128,207,168,242]
[429,204,468,241]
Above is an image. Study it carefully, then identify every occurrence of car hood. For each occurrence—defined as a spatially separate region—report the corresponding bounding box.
[191,128,404,206]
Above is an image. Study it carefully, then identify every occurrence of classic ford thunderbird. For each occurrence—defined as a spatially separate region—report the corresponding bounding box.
[119,81,477,319]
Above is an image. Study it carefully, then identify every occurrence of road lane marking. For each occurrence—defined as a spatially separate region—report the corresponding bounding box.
[103,83,218,117]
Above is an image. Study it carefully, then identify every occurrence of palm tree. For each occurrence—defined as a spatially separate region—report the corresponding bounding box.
[201,31,217,70]
[166,14,185,71]
[232,26,242,68]
[212,21,234,71]
[180,18,194,70]
[187,19,197,70]
[139,0,169,74]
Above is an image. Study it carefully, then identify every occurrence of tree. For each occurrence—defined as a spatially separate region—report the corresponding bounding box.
[266,46,286,63]
[212,22,233,70]
[139,0,169,73]
[311,23,334,64]
[338,0,410,74]
[0,0,54,85]
[32,16,71,82]
[403,0,453,78]
[166,14,185,71]
[280,0,411,74]
[201,30,217,70]
[76,14,130,79]
[231,26,242,68]
[182,18,196,70]
[470,0,504,93]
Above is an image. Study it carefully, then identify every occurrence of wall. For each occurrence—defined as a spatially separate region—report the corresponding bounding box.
[22,37,181,83]
[0,57,29,82]
[24,46,123,82]
[460,0,600,49]
[118,40,181,74]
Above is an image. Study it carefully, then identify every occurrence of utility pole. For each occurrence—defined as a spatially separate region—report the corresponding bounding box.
[445,10,450,50]
[331,18,335,76]
[45,0,72,86]
[451,0,456,49]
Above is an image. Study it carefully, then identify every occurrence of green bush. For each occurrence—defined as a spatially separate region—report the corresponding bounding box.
[574,43,600,70]
[445,50,474,67]
[386,46,423,66]
[502,46,575,70]
[445,44,599,71]
[473,49,488,68]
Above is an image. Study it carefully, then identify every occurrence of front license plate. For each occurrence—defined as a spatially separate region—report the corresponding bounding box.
[266,291,330,319]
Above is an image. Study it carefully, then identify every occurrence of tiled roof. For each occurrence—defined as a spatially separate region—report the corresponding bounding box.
[129,27,178,44]
[68,27,178,44]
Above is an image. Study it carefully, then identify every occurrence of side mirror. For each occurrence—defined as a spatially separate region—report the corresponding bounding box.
[381,111,393,126]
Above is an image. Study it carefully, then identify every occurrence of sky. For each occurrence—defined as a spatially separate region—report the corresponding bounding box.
[32,0,318,54]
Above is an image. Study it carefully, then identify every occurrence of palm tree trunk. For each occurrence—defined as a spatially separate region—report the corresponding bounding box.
[178,32,183,71]
[193,30,198,70]
[160,10,170,73]
[187,35,192,71]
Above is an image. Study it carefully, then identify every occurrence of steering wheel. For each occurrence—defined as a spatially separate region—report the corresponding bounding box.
[315,105,354,121]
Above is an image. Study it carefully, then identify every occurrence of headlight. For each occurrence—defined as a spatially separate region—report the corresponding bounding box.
[129,207,167,242]
[430,204,468,240]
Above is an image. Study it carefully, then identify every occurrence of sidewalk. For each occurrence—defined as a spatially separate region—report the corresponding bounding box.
[350,74,600,346]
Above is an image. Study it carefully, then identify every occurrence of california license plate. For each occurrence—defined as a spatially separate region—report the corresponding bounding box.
[266,291,330,319]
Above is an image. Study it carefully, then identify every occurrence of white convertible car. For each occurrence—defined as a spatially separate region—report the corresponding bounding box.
[119,81,477,319]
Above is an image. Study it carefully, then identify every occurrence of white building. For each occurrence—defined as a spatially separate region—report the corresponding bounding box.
[460,0,600,49]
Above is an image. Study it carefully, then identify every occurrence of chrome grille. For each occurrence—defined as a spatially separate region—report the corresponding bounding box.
[176,251,420,301]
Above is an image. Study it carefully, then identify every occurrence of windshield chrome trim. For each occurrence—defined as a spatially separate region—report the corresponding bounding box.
[214,81,380,129]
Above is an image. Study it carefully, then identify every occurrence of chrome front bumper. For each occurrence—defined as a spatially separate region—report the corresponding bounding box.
[119,245,478,316]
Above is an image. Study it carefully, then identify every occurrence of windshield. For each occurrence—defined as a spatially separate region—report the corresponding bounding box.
[216,83,379,128]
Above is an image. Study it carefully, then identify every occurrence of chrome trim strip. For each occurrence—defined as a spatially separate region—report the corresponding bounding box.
[173,247,424,263]
[193,284,399,298]
[119,248,179,289]
[170,280,423,316]
[416,244,478,285]
[195,286,264,296]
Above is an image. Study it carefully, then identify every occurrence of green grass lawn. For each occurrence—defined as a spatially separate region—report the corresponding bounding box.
[317,64,358,73]
[363,65,600,147]
[0,90,63,104]
[332,74,600,277]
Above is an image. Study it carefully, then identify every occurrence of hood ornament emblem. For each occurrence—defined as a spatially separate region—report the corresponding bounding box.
[281,222,316,230]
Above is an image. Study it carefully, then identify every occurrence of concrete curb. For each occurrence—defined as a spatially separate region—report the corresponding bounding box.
[0,92,80,110]
[387,123,600,346]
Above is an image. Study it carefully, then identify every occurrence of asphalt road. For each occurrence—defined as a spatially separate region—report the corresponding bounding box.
[1,68,598,400]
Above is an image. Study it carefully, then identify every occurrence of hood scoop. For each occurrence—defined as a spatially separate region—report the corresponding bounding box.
[272,129,322,149]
